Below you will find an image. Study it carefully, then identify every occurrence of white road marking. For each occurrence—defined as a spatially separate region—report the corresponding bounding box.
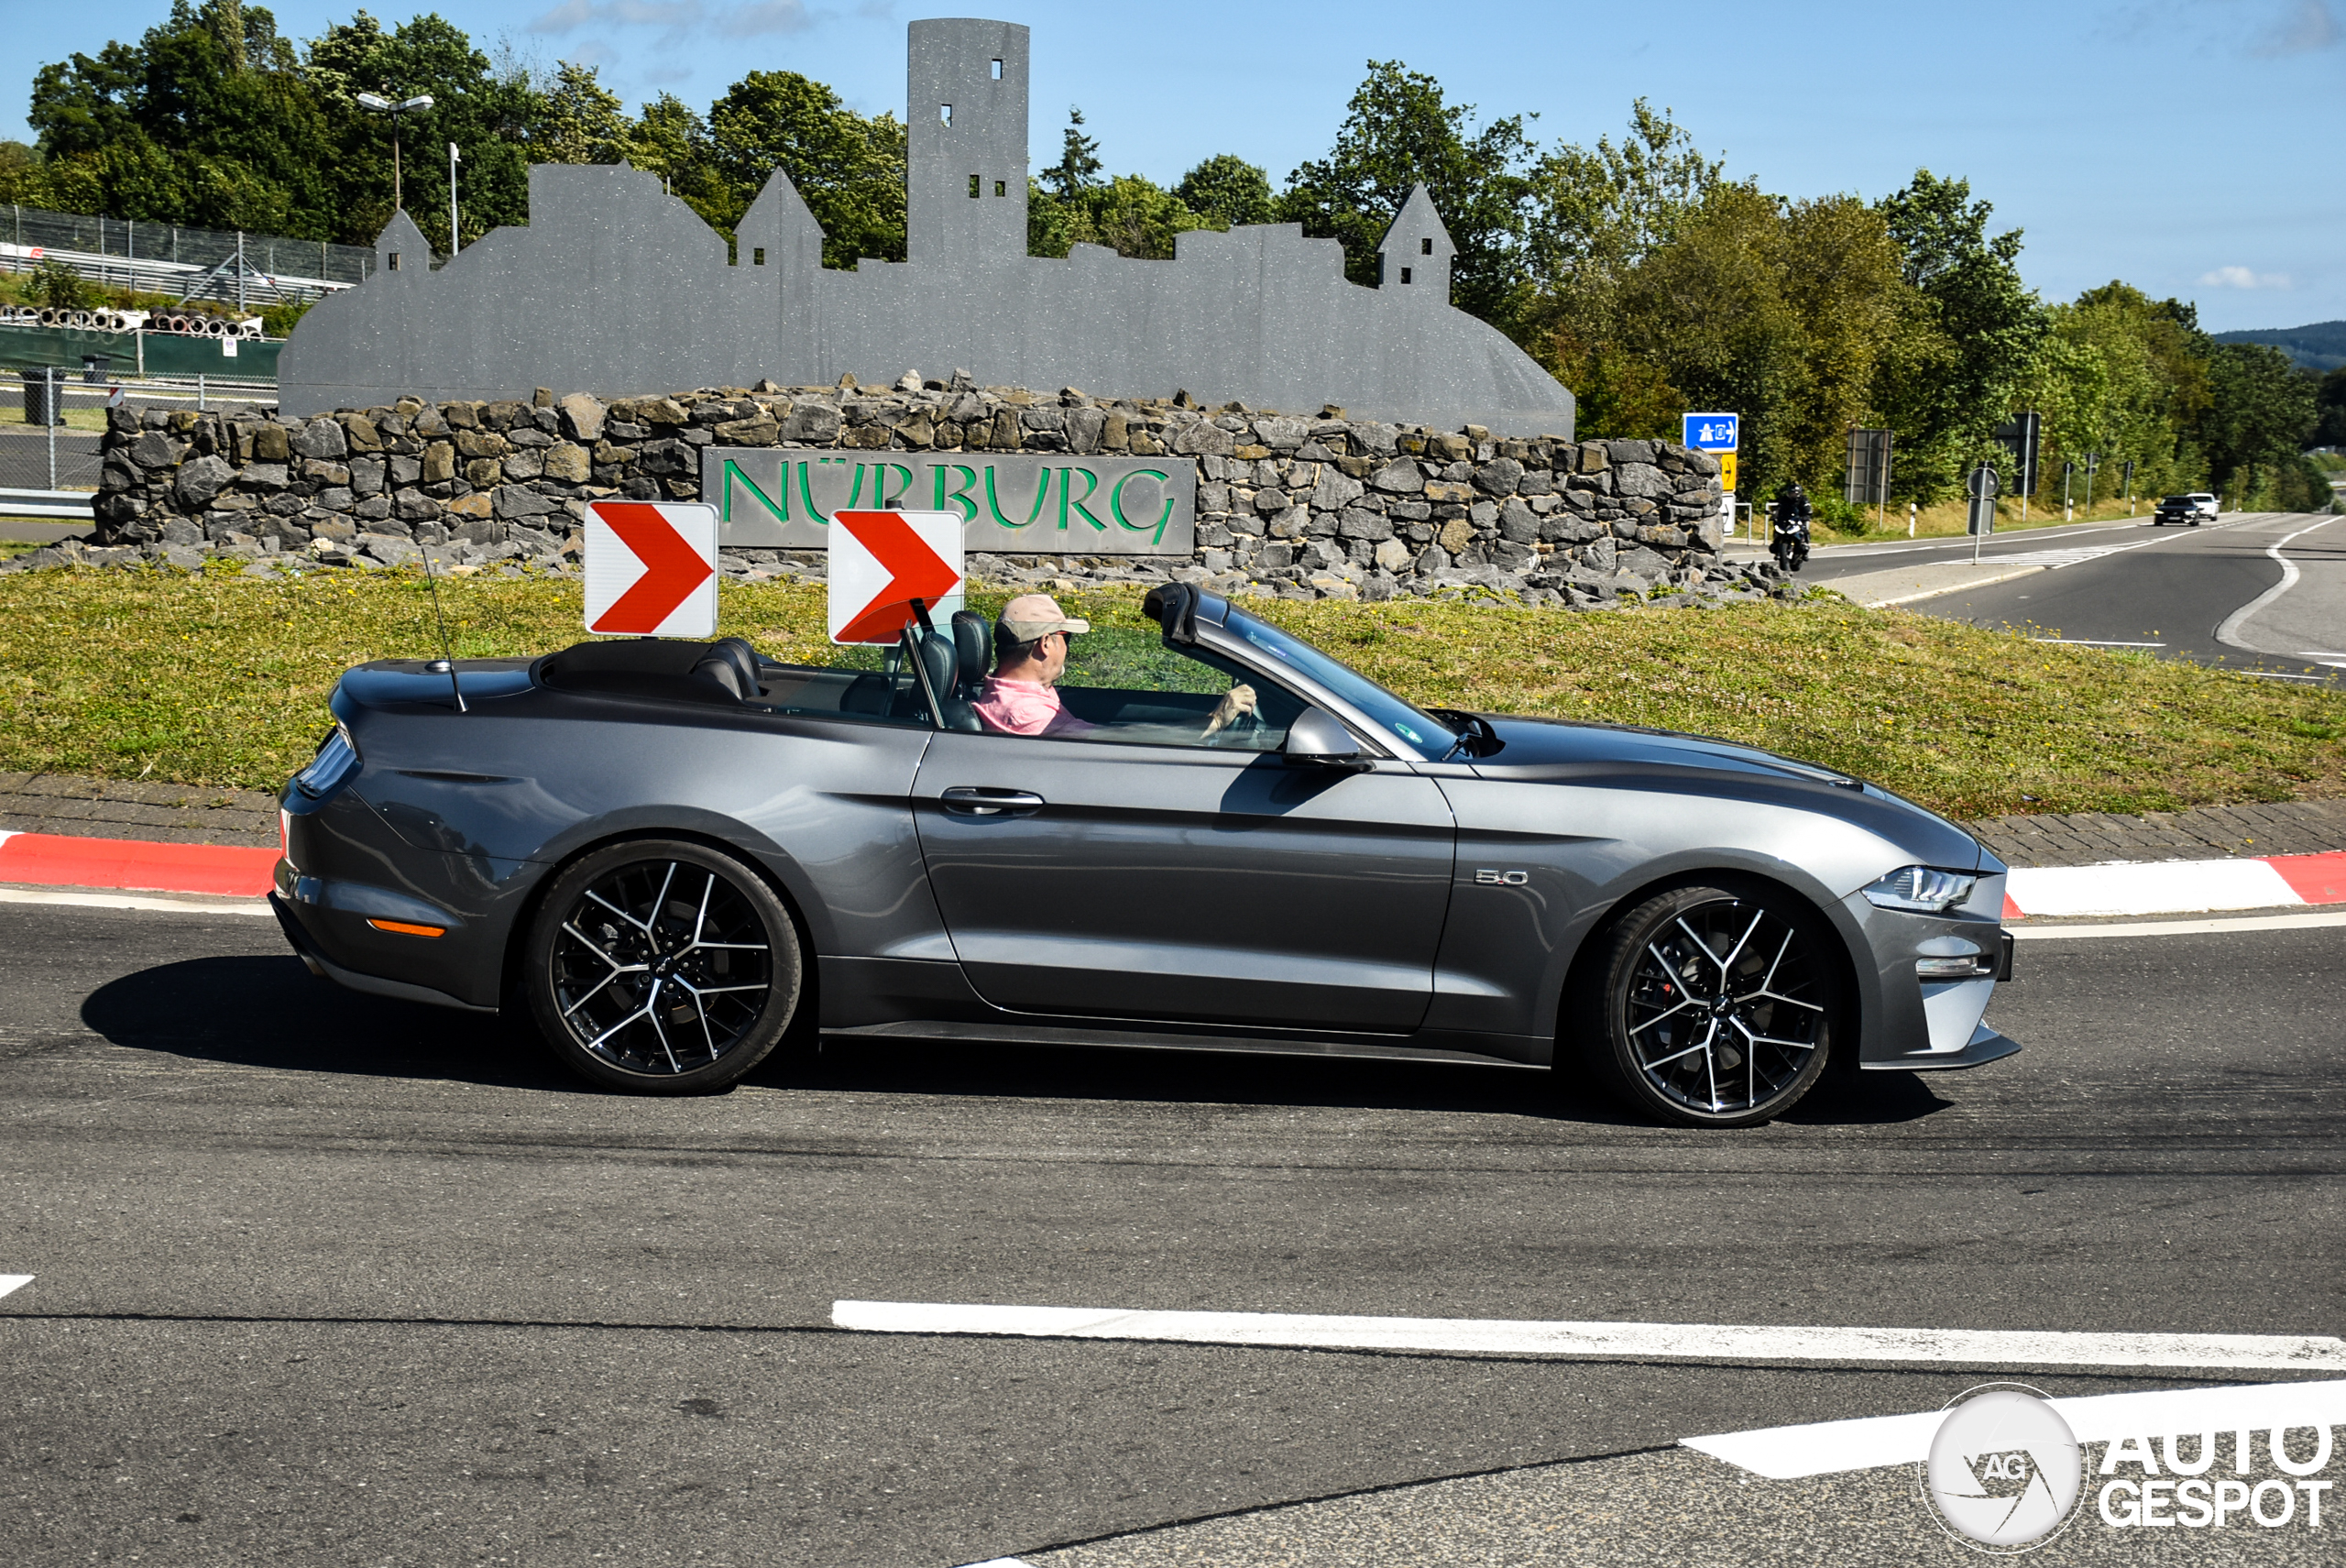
[0,886,273,916]
[2005,859,2299,918]
[2242,670,2327,681]
[2031,638,2165,646]
[0,1275,31,1299]
[2217,514,2343,654]
[1687,1378,2346,1480]
[2012,911,2346,939]
[831,1301,2346,1372]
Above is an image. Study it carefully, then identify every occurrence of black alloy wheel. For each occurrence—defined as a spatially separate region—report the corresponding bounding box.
[1581,883,1837,1127]
[525,839,805,1093]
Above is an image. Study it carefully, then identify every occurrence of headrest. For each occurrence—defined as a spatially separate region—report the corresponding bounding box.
[950,610,992,686]
[689,655,744,701]
[707,636,762,697]
[915,627,958,702]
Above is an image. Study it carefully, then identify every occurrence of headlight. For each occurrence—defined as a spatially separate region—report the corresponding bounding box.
[1862,865,1977,913]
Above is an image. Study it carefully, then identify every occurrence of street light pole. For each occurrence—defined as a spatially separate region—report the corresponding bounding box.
[448,142,462,258]
[356,93,436,213]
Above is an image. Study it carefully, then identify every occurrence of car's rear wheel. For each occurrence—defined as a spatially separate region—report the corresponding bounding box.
[1577,883,1837,1127]
[525,839,805,1094]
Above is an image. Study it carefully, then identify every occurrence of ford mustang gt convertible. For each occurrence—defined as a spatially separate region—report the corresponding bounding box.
[271,583,2017,1127]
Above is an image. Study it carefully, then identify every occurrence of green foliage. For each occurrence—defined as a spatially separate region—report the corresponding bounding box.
[27,258,99,310]
[258,293,312,336]
[1042,106,1102,202]
[704,71,905,267]
[1175,154,1276,228]
[1277,60,1537,321]
[2199,344,2319,492]
[2317,368,2346,448]
[1029,174,1212,261]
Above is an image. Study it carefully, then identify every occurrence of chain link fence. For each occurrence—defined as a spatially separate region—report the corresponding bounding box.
[2,203,373,308]
[3,367,274,524]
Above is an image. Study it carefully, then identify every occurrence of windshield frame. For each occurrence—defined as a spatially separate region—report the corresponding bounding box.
[1201,600,1459,761]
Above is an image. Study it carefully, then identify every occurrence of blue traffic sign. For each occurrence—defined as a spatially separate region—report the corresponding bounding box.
[1683,412,1738,452]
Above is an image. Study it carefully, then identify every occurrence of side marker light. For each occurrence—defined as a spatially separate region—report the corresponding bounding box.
[367,919,445,938]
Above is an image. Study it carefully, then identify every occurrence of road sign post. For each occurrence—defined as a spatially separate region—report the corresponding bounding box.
[584,499,718,638]
[828,510,965,644]
[1684,412,1738,534]
[1967,464,2000,563]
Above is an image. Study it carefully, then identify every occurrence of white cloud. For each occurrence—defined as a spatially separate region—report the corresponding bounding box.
[528,0,811,41]
[2198,266,2294,290]
[2256,0,2342,54]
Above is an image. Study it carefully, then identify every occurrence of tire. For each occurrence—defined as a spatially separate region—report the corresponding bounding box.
[1575,883,1838,1127]
[524,839,806,1093]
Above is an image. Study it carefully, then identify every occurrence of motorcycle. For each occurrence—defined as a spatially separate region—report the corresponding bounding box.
[1770,505,1812,573]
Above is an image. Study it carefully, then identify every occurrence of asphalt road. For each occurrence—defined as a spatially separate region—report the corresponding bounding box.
[1766,512,2346,683]
[5,901,2342,1564]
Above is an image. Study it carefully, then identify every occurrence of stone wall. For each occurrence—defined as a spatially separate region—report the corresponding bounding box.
[29,377,1792,608]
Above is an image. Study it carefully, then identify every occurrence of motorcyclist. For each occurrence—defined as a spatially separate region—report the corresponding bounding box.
[1771,480,1813,572]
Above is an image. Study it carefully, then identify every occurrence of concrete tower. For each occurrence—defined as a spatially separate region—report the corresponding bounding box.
[905,17,1029,266]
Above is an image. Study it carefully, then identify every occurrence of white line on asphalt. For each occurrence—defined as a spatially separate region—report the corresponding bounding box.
[830,1301,2346,1372]
[0,1275,31,1299]
[1686,1378,2346,1480]
[2011,910,2346,939]
[0,886,273,916]
[2031,638,2165,646]
[2242,671,2327,681]
[2216,514,2343,655]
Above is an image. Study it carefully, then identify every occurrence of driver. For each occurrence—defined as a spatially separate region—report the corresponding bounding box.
[970,593,1257,740]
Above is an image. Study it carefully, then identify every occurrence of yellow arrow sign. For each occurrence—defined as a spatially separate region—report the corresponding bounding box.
[1719,453,1738,494]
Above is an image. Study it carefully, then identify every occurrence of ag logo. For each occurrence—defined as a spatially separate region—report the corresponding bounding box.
[1921,1385,2084,1552]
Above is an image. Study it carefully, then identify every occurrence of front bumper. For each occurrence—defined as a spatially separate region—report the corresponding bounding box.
[1859,1021,2023,1072]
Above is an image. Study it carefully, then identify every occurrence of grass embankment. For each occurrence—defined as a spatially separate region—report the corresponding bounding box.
[0,565,2341,821]
[1812,495,2166,544]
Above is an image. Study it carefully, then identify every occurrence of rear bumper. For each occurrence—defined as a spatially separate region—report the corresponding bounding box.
[269,891,497,1014]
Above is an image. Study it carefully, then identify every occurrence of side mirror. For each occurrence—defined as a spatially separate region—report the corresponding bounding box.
[1282,707,1369,771]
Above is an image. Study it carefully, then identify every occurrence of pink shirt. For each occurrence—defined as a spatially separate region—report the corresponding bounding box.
[970,676,1097,738]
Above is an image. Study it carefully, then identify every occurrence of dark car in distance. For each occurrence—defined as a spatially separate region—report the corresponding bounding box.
[272,584,2018,1127]
[2153,492,2219,526]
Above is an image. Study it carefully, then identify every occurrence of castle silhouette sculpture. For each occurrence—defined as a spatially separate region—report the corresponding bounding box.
[280,17,1576,435]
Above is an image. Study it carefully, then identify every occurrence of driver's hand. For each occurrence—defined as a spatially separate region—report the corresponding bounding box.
[1204,683,1258,735]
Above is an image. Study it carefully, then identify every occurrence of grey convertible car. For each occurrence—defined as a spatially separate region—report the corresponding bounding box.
[271,583,2017,1127]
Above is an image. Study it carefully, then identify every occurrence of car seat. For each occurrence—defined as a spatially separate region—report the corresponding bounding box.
[934,611,992,731]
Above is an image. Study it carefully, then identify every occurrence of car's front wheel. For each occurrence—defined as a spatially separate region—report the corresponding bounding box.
[524,839,806,1093]
[1577,883,1838,1127]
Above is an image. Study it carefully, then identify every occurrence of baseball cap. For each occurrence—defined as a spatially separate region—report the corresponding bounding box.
[998,593,1091,642]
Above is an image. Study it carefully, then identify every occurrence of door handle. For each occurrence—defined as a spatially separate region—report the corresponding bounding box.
[938,786,1047,817]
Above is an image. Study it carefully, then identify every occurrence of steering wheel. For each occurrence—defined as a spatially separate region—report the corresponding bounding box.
[1203,697,1262,749]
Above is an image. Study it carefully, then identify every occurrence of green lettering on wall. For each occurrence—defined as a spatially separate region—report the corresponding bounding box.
[1059,467,1108,531]
[844,463,868,510]
[933,464,980,522]
[720,458,788,526]
[875,463,915,508]
[1111,468,1175,545]
[797,456,854,525]
[986,465,1052,529]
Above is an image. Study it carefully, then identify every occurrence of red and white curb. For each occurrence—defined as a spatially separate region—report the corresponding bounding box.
[0,828,2341,926]
[0,828,278,898]
[2005,850,2346,919]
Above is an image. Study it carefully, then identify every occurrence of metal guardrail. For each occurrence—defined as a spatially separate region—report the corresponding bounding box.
[2,203,372,309]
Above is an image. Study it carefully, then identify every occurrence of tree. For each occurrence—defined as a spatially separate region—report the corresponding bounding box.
[534,61,630,168]
[1042,106,1101,202]
[704,71,904,267]
[1175,154,1275,228]
[2314,367,2346,448]
[1523,99,1719,313]
[2198,344,2318,494]
[1869,170,2044,501]
[1278,60,1536,322]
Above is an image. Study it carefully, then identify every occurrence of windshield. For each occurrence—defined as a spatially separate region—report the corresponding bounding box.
[1220,605,1456,759]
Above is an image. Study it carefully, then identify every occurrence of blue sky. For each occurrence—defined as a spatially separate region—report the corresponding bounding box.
[6,0,2340,333]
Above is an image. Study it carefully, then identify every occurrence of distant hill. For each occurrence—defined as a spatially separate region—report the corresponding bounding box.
[2212,321,2346,372]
